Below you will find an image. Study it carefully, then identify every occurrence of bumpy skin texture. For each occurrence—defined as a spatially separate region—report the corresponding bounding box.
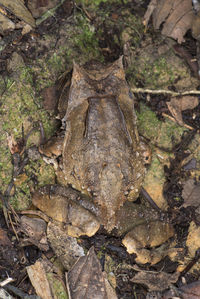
[34,59,175,264]
[61,58,145,231]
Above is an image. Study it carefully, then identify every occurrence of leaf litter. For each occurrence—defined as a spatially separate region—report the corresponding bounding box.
[144,0,194,43]
[1,0,200,297]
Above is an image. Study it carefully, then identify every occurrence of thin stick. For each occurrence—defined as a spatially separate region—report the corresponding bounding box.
[8,211,19,242]
[162,112,195,130]
[131,87,200,96]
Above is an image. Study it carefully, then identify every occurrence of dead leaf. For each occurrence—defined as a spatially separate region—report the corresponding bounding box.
[47,272,69,299]
[192,12,200,40]
[0,13,15,33]
[0,0,35,27]
[167,96,199,126]
[14,173,28,186]
[21,23,32,35]
[27,258,68,299]
[20,216,49,251]
[6,134,20,154]
[47,221,85,270]
[27,259,53,299]
[0,228,12,246]
[143,0,157,26]
[183,158,197,171]
[103,272,118,299]
[144,0,194,43]
[42,86,59,113]
[163,280,200,299]
[179,96,199,110]
[131,270,179,291]
[27,0,60,18]
[182,179,200,208]
[173,44,200,78]
[0,288,14,299]
[66,247,108,299]
[186,221,200,257]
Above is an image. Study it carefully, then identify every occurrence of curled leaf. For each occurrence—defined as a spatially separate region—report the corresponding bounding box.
[66,247,108,299]
[144,0,194,43]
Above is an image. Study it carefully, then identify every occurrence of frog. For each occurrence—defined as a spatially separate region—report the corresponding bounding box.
[33,57,174,264]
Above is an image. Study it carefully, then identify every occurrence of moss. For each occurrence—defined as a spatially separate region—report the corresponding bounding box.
[0,146,12,191]
[47,272,69,299]
[127,55,176,88]
[137,103,186,149]
[6,158,55,210]
[174,197,181,202]
[158,118,186,149]
[0,63,56,209]
[72,15,103,62]
[137,103,161,142]
[79,0,107,7]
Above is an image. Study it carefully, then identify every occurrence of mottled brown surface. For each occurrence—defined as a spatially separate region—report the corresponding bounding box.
[34,59,175,265]
[62,58,145,230]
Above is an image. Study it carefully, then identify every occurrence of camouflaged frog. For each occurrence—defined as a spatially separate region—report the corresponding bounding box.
[33,58,174,264]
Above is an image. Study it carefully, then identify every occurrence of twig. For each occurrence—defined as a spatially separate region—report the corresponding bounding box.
[74,1,93,21]
[5,284,41,299]
[162,112,195,130]
[0,277,14,287]
[131,87,200,96]
[179,248,200,278]
[8,210,19,242]
[141,187,161,212]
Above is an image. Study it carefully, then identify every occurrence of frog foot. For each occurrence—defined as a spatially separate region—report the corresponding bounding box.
[122,220,174,265]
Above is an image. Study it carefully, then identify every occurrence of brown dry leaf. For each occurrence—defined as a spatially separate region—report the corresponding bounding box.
[144,0,194,43]
[179,96,199,110]
[166,96,199,126]
[14,173,28,186]
[21,23,32,35]
[182,179,200,208]
[27,259,53,299]
[103,273,118,299]
[0,227,12,246]
[42,86,59,112]
[192,11,200,40]
[6,134,20,154]
[20,216,49,251]
[27,0,60,18]
[143,0,158,26]
[27,258,68,299]
[163,280,200,299]
[0,0,35,27]
[131,270,179,291]
[47,221,85,271]
[0,288,14,299]
[186,221,200,257]
[0,13,15,33]
[66,247,108,299]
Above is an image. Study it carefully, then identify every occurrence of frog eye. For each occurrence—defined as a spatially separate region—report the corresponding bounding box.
[142,150,152,164]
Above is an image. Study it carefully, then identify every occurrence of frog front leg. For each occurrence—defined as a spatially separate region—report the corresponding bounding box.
[32,185,100,237]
